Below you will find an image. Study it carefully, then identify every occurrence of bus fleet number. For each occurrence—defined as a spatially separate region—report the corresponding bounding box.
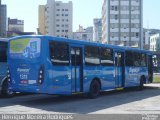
[20,74,28,80]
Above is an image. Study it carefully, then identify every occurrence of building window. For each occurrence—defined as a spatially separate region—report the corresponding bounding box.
[136,32,139,38]
[56,9,60,11]
[56,24,60,27]
[65,25,69,28]
[111,6,118,11]
[56,3,60,6]
[65,35,68,38]
[115,15,118,20]
[56,19,60,22]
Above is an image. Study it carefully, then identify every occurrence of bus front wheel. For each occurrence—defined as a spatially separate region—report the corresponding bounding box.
[139,76,145,90]
[88,80,100,99]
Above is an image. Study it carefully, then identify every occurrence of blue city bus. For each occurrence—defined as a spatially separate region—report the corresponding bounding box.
[7,35,153,98]
[0,38,14,97]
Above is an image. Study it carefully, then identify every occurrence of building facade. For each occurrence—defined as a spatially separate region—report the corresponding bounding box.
[38,5,46,35]
[150,33,160,51]
[0,4,7,37]
[102,0,143,48]
[45,0,73,38]
[93,18,102,43]
[8,18,24,32]
[73,26,93,41]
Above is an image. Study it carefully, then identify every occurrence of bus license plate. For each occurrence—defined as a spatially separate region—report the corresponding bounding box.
[20,80,28,84]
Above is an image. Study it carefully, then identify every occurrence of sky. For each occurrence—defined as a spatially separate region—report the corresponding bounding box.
[2,0,160,32]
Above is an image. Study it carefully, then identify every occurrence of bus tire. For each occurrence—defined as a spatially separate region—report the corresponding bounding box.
[88,80,100,99]
[139,76,145,90]
[1,79,14,98]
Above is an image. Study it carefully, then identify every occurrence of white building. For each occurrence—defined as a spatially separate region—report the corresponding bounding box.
[150,33,160,51]
[102,0,143,48]
[93,18,102,43]
[45,0,73,38]
[8,18,24,32]
[73,26,93,41]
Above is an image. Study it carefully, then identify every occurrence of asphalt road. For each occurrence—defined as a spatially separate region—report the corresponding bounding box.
[0,84,160,115]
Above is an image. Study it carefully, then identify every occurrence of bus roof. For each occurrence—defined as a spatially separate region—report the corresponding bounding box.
[0,38,9,42]
[9,35,153,55]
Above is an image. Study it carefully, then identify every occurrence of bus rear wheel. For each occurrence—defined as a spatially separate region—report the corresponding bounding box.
[88,80,100,99]
[1,80,14,98]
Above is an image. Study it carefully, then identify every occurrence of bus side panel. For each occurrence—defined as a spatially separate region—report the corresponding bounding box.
[125,67,148,87]
[101,66,115,90]
[47,66,72,95]
[83,66,115,93]
[83,66,101,93]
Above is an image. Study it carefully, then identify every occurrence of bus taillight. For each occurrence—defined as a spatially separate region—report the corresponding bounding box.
[38,65,44,85]
[7,68,11,84]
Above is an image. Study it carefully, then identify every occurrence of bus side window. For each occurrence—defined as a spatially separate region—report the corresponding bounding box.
[71,48,81,66]
[100,47,113,66]
[125,51,134,66]
[85,46,100,66]
[0,42,8,62]
[49,41,69,66]
[126,51,147,67]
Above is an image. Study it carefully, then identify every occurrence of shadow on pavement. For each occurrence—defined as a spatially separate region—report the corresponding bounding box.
[0,84,160,114]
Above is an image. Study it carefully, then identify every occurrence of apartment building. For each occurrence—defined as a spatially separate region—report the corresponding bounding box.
[0,4,7,37]
[45,0,73,38]
[150,33,160,51]
[38,5,46,35]
[8,18,24,32]
[102,0,143,48]
[73,26,93,41]
[93,18,102,43]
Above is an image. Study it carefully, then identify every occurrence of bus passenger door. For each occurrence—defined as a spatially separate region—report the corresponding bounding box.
[115,52,125,88]
[70,47,83,93]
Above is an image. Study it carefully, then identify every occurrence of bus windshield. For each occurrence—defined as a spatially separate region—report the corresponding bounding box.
[9,38,41,59]
[0,41,8,62]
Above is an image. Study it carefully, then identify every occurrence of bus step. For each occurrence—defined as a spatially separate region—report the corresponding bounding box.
[116,88,124,91]
[72,92,83,95]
